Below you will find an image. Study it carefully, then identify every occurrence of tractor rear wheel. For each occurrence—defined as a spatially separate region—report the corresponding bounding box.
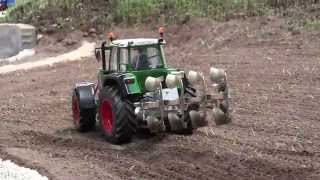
[98,86,136,144]
[72,90,96,132]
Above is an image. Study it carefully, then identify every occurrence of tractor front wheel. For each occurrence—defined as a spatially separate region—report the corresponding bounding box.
[98,86,136,144]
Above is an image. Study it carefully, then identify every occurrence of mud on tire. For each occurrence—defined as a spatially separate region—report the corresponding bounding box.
[98,86,137,144]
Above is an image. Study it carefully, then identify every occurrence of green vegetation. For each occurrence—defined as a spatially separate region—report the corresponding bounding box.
[113,0,320,24]
[4,0,77,22]
[0,0,45,23]
[113,0,274,23]
[2,0,112,31]
[2,0,319,30]
[304,19,320,29]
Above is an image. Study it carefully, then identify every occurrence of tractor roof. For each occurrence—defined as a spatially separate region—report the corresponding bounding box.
[110,38,165,47]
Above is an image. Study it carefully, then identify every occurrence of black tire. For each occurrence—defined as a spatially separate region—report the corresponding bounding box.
[72,90,96,132]
[98,86,137,144]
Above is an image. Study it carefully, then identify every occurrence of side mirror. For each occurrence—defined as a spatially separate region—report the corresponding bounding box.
[95,48,101,62]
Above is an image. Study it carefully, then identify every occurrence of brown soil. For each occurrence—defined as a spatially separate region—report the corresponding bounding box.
[0,17,320,180]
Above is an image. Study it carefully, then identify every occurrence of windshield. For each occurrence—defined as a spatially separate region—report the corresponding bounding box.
[130,46,163,70]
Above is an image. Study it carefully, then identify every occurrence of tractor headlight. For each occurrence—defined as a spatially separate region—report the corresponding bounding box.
[188,71,202,85]
[165,74,181,89]
[209,67,226,83]
[145,77,162,91]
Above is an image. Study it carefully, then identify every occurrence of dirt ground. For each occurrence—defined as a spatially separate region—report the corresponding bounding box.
[0,17,320,180]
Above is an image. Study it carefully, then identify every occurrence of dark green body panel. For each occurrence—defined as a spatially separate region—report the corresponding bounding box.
[131,68,169,92]
[98,68,178,96]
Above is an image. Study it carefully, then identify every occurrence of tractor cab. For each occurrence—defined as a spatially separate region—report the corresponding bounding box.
[95,30,176,97]
[112,38,166,71]
[97,38,167,72]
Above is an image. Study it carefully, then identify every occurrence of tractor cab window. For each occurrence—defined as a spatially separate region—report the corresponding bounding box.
[109,47,118,72]
[120,48,128,72]
[103,48,111,71]
[130,46,163,70]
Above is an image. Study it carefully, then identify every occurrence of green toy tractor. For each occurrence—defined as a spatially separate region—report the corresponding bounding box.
[71,29,231,144]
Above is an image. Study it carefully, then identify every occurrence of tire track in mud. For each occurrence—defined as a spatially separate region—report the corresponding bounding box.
[193,131,315,180]
[9,125,315,180]
[8,129,229,179]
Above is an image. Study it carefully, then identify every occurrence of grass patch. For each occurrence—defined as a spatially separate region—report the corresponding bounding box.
[5,0,275,26]
[113,0,274,24]
[4,0,113,32]
[304,19,320,29]
[2,0,320,31]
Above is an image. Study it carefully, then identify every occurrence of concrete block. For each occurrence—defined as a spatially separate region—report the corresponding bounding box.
[0,23,36,58]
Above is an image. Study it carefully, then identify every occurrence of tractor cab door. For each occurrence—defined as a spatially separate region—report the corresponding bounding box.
[107,47,118,73]
[96,46,119,73]
[97,46,113,88]
[95,45,113,73]
[104,47,128,73]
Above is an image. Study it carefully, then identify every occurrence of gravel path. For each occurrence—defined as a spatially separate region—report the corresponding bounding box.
[0,41,95,74]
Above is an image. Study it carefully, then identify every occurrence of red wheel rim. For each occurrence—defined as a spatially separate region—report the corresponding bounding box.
[100,100,113,134]
[72,95,80,126]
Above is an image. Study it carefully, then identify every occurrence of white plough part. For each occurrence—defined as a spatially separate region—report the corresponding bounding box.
[0,159,48,180]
